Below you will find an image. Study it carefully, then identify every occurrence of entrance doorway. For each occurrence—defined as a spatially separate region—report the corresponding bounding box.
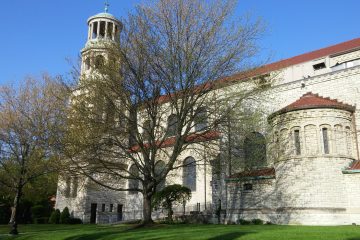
[117,204,123,221]
[90,203,97,224]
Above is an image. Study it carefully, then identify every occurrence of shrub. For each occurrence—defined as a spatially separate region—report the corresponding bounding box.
[33,217,48,224]
[49,209,61,224]
[0,205,11,224]
[68,218,82,224]
[31,205,47,224]
[152,184,191,222]
[60,207,71,224]
[251,219,264,225]
[237,219,251,225]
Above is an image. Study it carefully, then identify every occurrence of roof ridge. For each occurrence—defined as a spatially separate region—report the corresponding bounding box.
[218,37,360,86]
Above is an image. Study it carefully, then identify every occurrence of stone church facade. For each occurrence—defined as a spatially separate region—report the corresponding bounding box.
[55,10,360,225]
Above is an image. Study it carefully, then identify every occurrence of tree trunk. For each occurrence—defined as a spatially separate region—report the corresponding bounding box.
[167,201,173,222]
[9,185,22,235]
[142,193,153,225]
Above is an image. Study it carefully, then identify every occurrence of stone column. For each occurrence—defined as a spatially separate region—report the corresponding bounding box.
[105,21,109,39]
[112,23,116,41]
[88,23,92,40]
[97,21,100,38]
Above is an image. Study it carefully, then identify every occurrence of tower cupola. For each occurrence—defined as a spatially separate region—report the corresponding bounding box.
[86,11,122,43]
[81,3,122,74]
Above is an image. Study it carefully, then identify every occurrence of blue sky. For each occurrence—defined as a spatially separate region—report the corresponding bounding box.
[0,0,359,85]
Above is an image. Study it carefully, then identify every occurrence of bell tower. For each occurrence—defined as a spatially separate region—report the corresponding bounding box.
[81,3,122,75]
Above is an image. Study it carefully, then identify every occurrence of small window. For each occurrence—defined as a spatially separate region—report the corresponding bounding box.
[128,164,139,194]
[244,132,266,167]
[194,107,208,132]
[294,130,301,155]
[142,120,152,141]
[166,114,178,137]
[313,62,326,70]
[110,204,113,212]
[322,128,329,154]
[85,58,91,70]
[183,157,196,191]
[243,183,253,191]
[64,177,71,198]
[102,204,105,212]
[345,126,352,155]
[95,55,105,69]
[71,177,78,198]
[155,161,166,191]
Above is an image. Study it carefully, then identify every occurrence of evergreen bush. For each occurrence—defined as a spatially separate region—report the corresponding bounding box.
[49,209,61,224]
[60,207,71,224]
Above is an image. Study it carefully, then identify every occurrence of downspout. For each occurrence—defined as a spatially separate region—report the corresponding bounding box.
[352,112,360,160]
[204,152,207,210]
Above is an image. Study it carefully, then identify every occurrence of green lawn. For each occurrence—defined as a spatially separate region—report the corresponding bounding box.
[0,224,359,240]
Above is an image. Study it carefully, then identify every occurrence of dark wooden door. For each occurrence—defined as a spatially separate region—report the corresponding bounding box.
[117,204,123,221]
[90,203,97,224]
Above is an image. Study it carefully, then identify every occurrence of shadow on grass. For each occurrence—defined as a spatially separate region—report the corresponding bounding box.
[64,231,120,240]
[207,232,251,240]
[64,231,251,240]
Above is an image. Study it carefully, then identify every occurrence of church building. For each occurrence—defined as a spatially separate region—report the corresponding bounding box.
[55,9,360,225]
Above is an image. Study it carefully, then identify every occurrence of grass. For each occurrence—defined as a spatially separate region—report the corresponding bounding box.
[0,224,359,240]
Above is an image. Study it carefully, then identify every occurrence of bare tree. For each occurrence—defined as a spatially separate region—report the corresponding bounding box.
[0,76,67,234]
[65,0,268,225]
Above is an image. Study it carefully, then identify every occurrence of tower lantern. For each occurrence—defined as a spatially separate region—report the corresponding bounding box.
[81,6,122,74]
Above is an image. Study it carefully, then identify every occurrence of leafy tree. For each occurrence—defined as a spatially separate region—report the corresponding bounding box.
[49,209,61,224]
[153,184,191,222]
[60,207,71,224]
[65,0,268,225]
[0,76,68,234]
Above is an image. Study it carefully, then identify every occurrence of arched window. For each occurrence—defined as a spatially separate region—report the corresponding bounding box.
[345,126,353,156]
[166,114,178,137]
[322,127,330,154]
[128,164,139,194]
[142,120,152,141]
[95,55,105,69]
[291,128,301,155]
[183,157,196,191]
[244,132,266,167]
[85,58,91,70]
[71,177,78,198]
[64,176,71,198]
[194,107,208,132]
[155,161,166,190]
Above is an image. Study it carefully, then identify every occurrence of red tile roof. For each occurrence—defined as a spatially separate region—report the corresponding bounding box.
[129,130,221,152]
[227,167,275,180]
[220,37,360,85]
[348,160,360,170]
[155,38,360,104]
[269,92,355,119]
